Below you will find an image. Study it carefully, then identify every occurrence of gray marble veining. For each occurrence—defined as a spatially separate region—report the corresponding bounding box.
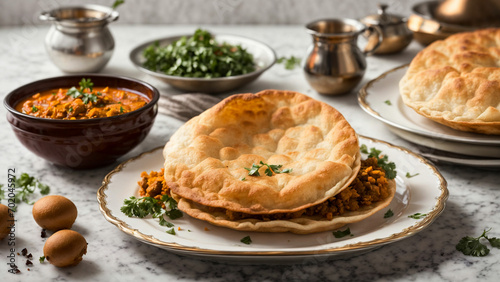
[0,25,499,282]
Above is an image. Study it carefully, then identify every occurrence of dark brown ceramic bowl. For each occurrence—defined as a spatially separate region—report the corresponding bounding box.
[4,74,159,169]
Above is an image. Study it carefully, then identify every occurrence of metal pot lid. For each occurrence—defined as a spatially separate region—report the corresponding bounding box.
[361,3,406,26]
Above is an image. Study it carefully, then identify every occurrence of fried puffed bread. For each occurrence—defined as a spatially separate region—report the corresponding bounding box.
[163,90,360,219]
[399,28,500,135]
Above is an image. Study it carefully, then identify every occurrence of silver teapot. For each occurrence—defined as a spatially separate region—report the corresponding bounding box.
[40,4,119,73]
[303,18,382,95]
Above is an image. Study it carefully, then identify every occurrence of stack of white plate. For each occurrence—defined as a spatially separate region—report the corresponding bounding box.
[358,65,500,169]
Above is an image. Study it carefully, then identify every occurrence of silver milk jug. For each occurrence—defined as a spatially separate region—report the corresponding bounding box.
[303,18,382,95]
[40,5,119,73]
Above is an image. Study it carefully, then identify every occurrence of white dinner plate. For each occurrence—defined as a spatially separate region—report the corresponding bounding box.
[387,125,500,159]
[358,65,500,145]
[97,136,448,264]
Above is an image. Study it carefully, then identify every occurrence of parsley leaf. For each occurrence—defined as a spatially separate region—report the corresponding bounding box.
[166,228,176,235]
[66,78,99,105]
[244,161,292,177]
[120,196,161,218]
[361,146,397,179]
[79,78,94,92]
[39,256,45,263]
[112,0,125,9]
[487,236,500,248]
[408,213,427,219]
[457,232,488,256]
[158,216,174,227]
[456,228,500,257]
[277,56,301,70]
[32,106,38,113]
[405,172,419,178]
[333,227,352,238]
[121,194,183,228]
[0,184,5,201]
[384,100,392,105]
[384,209,394,218]
[240,236,252,245]
[360,144,368,154]
[245,164,261,176]
[7,173,51,208]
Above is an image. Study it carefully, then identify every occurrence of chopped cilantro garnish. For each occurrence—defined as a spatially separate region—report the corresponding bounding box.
[360,145,397,179]
[66,78,99,104]
[333,227,352,238]
[240,236,252,245]
[405,172,419,178]
[384,209,394,218]
[121,194,183,229]
[244,161,292,177]
[408,213,427,219]
[32,106,38,113]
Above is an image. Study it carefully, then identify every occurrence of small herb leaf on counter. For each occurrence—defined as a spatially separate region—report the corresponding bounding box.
[384,100,392,105]
[240,236,252,245]
[456,228,500,257]
[333,227,352,238]
[277,56,301,70]
[1,173,51,208]
[112,0,125,9]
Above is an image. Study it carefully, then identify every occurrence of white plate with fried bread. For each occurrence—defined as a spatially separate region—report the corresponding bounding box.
[358,65,500,146]
[97,136,448,263]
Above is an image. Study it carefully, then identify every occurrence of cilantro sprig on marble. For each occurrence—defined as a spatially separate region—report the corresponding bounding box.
[245,161,292,177]
[121,194,183,231]
[360,144,397,179]
[0,173,50,209]
[456,228,500,257]
[276,55,301,70]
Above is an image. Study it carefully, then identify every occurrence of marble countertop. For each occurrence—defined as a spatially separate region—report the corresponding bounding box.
[0,25,499,282]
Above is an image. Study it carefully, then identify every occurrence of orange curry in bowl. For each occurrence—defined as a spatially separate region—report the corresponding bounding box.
[15,78,150,120]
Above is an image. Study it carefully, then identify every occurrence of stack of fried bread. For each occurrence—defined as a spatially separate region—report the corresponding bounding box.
[399,28,500,135]
[163,90,395,234]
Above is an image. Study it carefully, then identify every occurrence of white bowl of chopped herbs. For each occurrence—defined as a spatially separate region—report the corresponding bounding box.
[130,29,276,93]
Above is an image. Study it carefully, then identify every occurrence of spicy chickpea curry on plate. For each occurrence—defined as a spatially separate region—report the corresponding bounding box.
[15,78,150,120]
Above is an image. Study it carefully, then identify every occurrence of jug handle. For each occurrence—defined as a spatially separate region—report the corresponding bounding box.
[362,25,383,56]
[107,10,120,23]
[39,11,55,22]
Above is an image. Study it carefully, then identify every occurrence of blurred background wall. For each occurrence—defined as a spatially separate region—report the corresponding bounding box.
[0,0,422,26]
